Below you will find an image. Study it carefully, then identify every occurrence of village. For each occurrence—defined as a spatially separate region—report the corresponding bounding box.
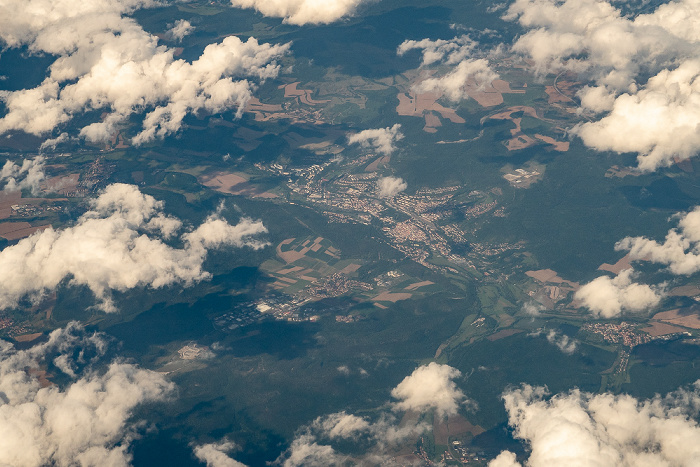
[255,154,523,279]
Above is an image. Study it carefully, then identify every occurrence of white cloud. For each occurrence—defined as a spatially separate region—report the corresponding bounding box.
[0,322,174,467]
[397,35,498,101]
[276,434,346,467]
[574,269,662,318]
[522,301,544,317]
[377,176,407,198]
[0,0,289,144]
[167,19,194,42]
[276,411,428,466]
[229,0,369,25]
[504,0,700,171]
[616,206,700,275]
[347,124,403,155]
[397,35,479,67]
[491,382,700,467]
[391,362,468,418]
[275,364,468,465]
[312,411,371,439]
[546,330,577,355]
[489,450,521,467]
[193,440,248,467]
[1,156,45,194]
[415,59,499,101]
[0,183,268,312]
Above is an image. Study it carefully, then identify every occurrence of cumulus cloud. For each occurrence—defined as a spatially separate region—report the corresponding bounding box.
[397,35,498,101]
[0,183,268,312]
[616,206,700,275]
[193,440,247,467]
[275,411,428,466]
[276,434,347,467]
[167,19,194,42]
[416,59,499,101]
[0,322,174,467]
[491,382,700,467]
[545,330,577,355]
[1,156,45,194]
[347,124,403,156]
[391,362,468,418]
[276,364,469,465]
[504,0,700,171]
[490,450,520,467]
[377,176,407,198]
[398,35,479,67]
[574,269,662,318]
[312,411,372,439]
[229,0,368,25]
[0,0,289,144]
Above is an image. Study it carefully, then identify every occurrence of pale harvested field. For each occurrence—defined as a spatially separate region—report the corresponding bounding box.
[405,280,434,291]
[396,91,465,127]
[653,308,700,329]
[0,223,49,240]
[373,292,412,302]
[492,79,525,94]
[365,154,391,172]
[245,97,284,121]
[535,134,569,151]
[281,82,329,105]
[246,97,282,112]
[275,236,335,264]
[276,266,304,275]
[424,112,442,131]
[599,254,634,275]
[277,238,305,263]
[339,263,361,275]
[546,80,578,105]
[0,221,33,235]
[488,107,555,151]
[545,85,572,104]
[15,332,42,342]
[507,132,536,151]
[642,321,686,337]
[461,79,525,107]
[490,106,539,121]
[0,191,21,211]
[467,88,503,107]
[526,269,563,283]
[200,172,278,198]
[200,172,247,193]
[668,285,700,297]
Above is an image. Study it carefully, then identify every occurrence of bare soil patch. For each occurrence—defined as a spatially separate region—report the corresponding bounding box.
[598,254,634,275]
[405,280,434,291]
[642,321,687,337]
[373,292,412,302]
[653,307,700,329]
